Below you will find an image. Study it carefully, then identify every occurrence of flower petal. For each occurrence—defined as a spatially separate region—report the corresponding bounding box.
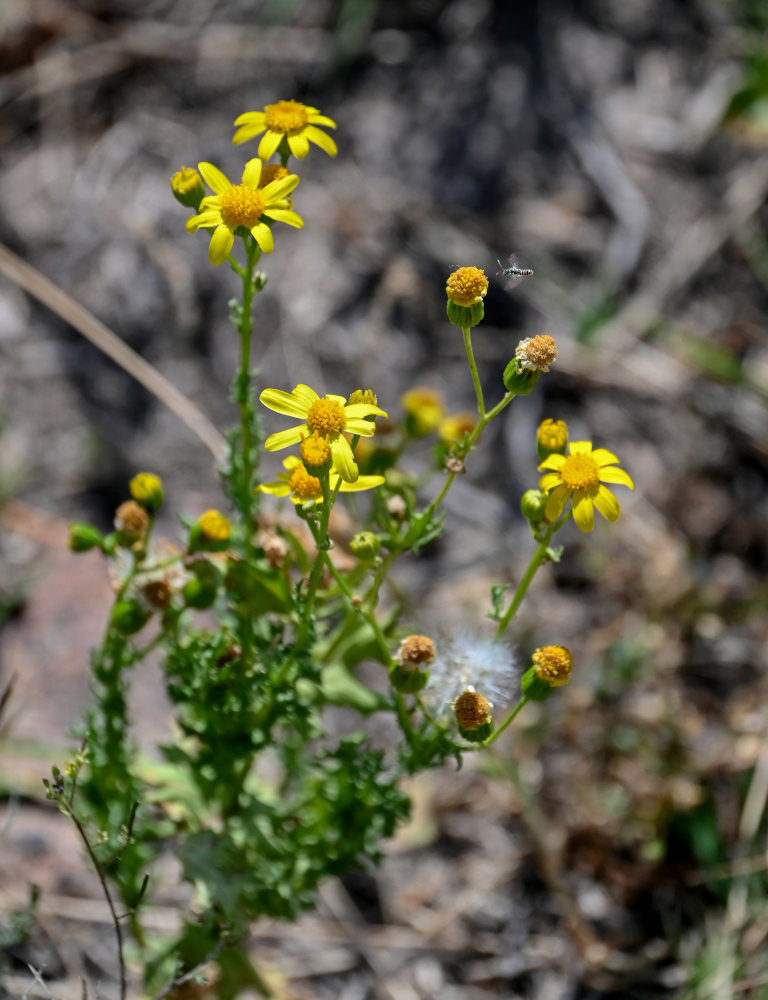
[198,162,232,195]
[261,175,300,201]
[306,113,336,128]
[250,222,274,254]
[304,125,338,156]
[593,485,621,522]
[260,388,311,418]
[287,133,310,159]
[346,417,377,436]
[232,124,265,146]
[569,441,592,456]
[257,481,292,497]
[337,474,385,493]
[591,448,620,467]
[598,466,634,489]
[544,484,571,522]
[538,453,566,471]
[539,472,563,493]
[264,426,306,451]
[572,490,595,532]
[186,209,221,233]
[234,111,266,127]
[241,158,263,188]
[345,403,388,419]
[208,225,234,265]
[263,208,304,228]
[331,435,359,483]
[258,130,283,161]
[292,384,320,407]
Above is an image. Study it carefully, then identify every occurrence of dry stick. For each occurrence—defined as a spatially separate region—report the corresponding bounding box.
[0,242,226,461]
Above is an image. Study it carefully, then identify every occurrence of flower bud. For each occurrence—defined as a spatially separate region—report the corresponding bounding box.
[401,387,444,437]
[68,522,105,553]
[521,645,573,701]
[389,634,436,694]
[349,531,381,561]
[189,509,231,553]
[452,687,493,742]
[520,488,548,524]
[536,419,568,460]
[183,560,222,609]
[111,599,151,635]
[170,166,205,210]
[129,472,164,514]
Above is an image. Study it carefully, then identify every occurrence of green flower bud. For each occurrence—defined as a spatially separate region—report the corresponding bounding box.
[170,166,205,210]
[447,298,485,329]
[503,361,540,396]
[389,661,429,694]
[68,522,104,553]
[129,472,164,514]
[111,599,151,635]
[183,560,221,609]
[349,531,381,561]
[452,687,493,742]
[520,488,548,523]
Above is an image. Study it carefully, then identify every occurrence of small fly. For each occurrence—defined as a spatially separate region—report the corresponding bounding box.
[496,254,534,287]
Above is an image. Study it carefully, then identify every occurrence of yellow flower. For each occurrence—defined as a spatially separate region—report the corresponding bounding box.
[538,441,634,532]
[233,100,338,160]
[259,384,387,483]
[257,456,384,504]
[446,266,488,307]
[129,472,164,512]
[401,386,444,436]
[532,645,573,687]
[197,509,231,542]
[537,418,568,455]
[439,412,477,443]
[185,158,302,265]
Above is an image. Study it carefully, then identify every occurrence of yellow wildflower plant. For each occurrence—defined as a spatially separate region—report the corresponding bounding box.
[185,158,302,264]
[259,384,387,483]
[257,456,385,505]
[538,441,634,532]
[233,100,338,160]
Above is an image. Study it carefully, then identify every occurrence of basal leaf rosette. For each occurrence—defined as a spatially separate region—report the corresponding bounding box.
[233,100,337,160]
[538,441,634,532]
[260,384,387,483]
[257,456,385,505]
[185,158,302,264]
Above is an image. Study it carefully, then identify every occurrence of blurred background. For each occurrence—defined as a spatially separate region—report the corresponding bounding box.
[2,0,768,997]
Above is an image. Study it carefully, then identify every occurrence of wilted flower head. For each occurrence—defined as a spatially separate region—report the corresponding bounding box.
[423,630,517,714]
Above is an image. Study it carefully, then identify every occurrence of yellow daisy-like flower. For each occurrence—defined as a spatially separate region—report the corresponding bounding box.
[257,456,384,504]
[185,158,302,265]
[446,266,488,307]
[233,100,338,160]
[538,441,634,532]
[260,384,387,483]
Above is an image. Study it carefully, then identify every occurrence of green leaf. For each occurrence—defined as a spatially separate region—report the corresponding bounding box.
[321,662,389,713]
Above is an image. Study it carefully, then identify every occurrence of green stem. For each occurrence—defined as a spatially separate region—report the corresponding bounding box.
[323,556,391,664]
[481,695,529,747]
[462,326,485,416]
[235,241,259,531]
[494,512,570,637]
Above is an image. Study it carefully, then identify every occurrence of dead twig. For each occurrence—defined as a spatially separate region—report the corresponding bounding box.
[0,242,226,462]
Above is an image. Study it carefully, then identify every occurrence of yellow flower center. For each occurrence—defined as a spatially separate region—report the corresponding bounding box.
[399,634,437,667]
[288,464,322,501]
[560,453,600,491]
[219,184,266,229]
[307,397,346,436]
[259,164,290,188]
[198,509,231,541]
[445,266,489,307]
[453,688,491,730]
[537,418,568,452]
[264,100,309,135]
[532,646,573,687]
[299,432,331,469]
